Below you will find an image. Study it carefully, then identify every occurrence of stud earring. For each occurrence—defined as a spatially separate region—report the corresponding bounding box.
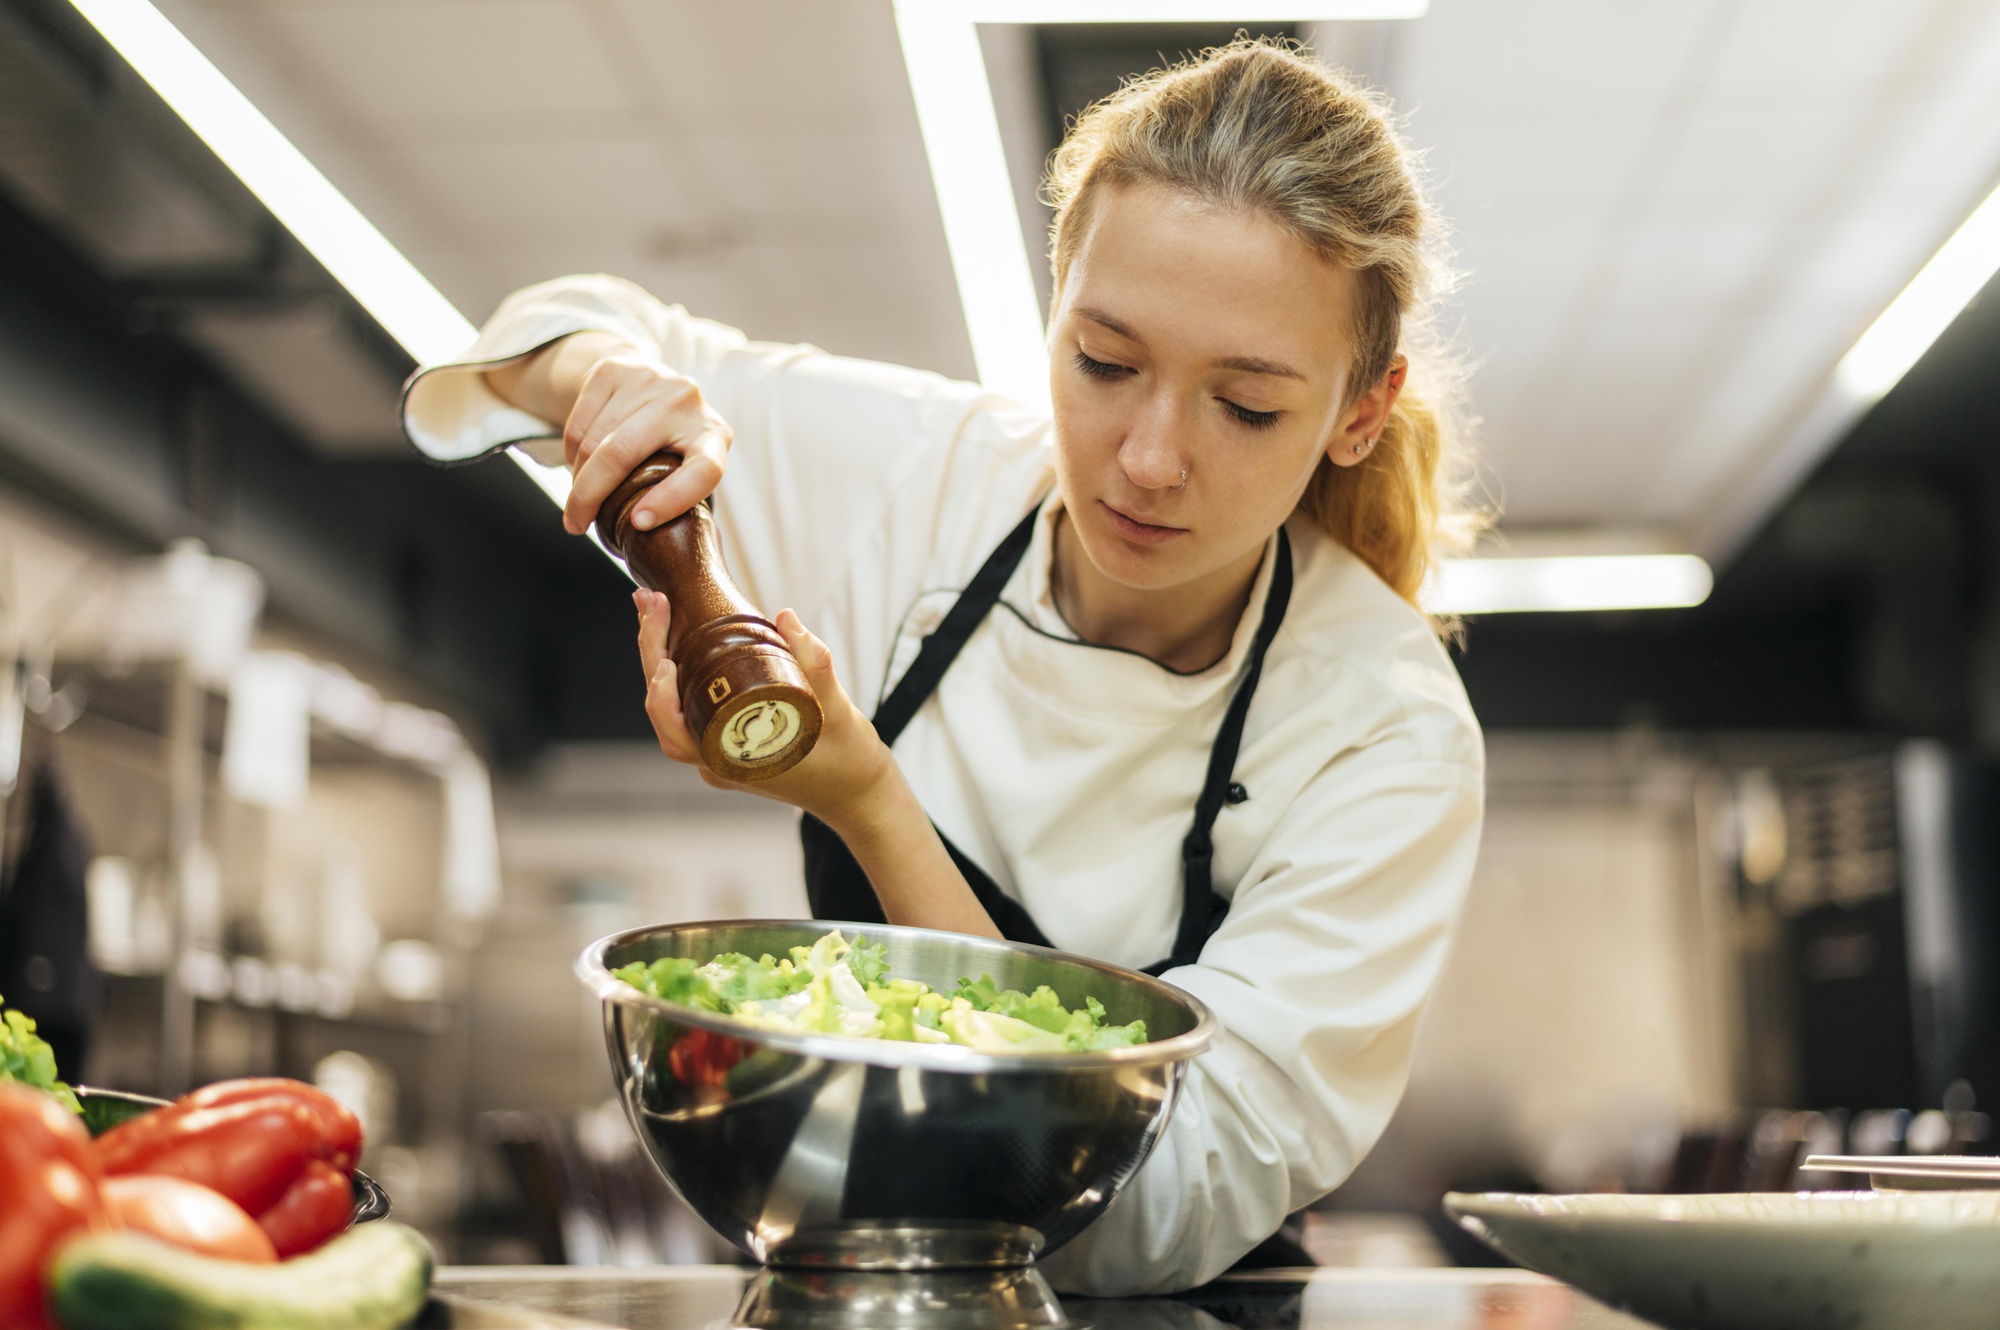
[1353,437,1374,458]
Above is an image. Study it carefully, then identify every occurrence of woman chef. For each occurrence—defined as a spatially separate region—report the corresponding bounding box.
[403,41,1484,1295]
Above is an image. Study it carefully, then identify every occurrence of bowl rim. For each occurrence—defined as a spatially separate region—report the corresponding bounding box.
[576,917,1219,1072]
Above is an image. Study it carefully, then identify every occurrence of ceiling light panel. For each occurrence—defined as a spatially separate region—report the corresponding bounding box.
[1424,555,1715,617]
[1836,178,2000,402]
[955,1,1427,18]
[893,0,1047,409]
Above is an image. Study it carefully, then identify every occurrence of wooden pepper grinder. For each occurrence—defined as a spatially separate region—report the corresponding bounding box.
[596,451,822,781]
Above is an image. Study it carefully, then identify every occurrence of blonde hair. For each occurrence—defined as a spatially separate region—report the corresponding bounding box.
[1046,39,1482,607]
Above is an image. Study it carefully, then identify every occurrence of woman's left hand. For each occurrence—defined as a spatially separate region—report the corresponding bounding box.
[633,590,894,830]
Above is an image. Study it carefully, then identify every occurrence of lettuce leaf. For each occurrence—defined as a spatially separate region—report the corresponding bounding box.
[613,958,727,1013]
[0,996,79,1113]
[939,1001,1070,1054]
[614,932,1149,1052]
[951,974,1003,1011]
[847,938,891,989]
[703,952,809,1004]
[866,979,929,1042]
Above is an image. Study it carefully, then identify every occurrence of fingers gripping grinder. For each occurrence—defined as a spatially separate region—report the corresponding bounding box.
[596,452,822,781]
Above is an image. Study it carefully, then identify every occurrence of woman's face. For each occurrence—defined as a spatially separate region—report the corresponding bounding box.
[1048,181,1391,594]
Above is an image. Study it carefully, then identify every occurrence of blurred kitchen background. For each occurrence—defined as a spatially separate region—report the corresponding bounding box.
[1,0,1999,1269]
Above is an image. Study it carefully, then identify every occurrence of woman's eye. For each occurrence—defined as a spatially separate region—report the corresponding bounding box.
[1073,351,1131,380]
[1220,399,1280,429]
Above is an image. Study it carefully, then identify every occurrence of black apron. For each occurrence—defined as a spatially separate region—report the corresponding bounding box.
[801,508,1294,976]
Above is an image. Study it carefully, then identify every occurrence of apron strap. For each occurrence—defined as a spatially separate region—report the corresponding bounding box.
[871,506,1040,749]
[1145,527,1294,974]
[806,504,1292,979]
[802,506,1043,943]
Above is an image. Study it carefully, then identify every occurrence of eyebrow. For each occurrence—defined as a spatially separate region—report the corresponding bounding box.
[1075,306,1308,382]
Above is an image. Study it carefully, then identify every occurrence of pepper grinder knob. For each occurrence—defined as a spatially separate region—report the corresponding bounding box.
[595,451,822,781]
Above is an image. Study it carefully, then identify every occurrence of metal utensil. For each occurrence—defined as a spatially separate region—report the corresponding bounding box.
[1803,1154,2000,1191]
[576,919,1216,1275]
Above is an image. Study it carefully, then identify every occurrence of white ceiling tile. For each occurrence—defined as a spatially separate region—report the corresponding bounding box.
[1645,105,1864,211]
[252,0,635,127]
[605,0,912,133]
[686,131,940,221]
[1592,216,1774,315]
[1707,0,1942,95]
[1420,113,1655,221]
[399,135,685,242]
[1400,0,1726,115]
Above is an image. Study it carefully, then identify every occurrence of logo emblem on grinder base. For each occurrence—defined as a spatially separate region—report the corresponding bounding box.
[720,699,802,765]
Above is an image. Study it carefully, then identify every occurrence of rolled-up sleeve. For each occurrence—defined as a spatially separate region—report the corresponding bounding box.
[400,273,773,467]
[1041,735,1483,1296]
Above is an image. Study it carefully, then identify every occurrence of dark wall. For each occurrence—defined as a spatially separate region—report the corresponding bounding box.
[1452,604,1858,731]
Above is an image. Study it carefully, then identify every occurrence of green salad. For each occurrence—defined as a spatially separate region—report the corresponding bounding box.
[1,991,79,1112]
[614,930,1147,1054]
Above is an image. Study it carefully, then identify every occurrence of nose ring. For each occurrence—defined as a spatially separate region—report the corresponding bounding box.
[1173,467,1188,490]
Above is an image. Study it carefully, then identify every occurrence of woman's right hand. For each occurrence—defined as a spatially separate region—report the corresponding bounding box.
[484,331,734,536]
[562,347,733,536]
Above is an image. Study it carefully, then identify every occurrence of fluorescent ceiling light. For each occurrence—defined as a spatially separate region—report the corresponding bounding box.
[1423,555,1714,616]
[956,2,1428,19]
[66,0,571,507]
[894,1,1049,410]
[507,451,575,507]
[1703,175,2000,561]
[1836,178,2000,402]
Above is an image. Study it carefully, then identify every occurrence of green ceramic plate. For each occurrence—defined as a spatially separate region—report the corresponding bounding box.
[74,1086,391,1223]
[1445,1190,2000,1330]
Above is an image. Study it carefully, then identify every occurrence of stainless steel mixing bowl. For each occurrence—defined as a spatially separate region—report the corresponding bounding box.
[576,919,1217,1271]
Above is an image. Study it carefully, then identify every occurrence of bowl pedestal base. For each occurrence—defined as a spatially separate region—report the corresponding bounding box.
[732,1223,1084,1330]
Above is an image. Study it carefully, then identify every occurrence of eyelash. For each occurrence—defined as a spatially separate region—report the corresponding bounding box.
[1072,351,1281,430]
[1221,401,1280,430]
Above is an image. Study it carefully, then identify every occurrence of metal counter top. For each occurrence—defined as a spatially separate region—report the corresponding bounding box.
[427,1265,1653,1330]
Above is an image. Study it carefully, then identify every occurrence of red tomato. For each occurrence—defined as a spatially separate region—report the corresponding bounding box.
[0,1085,105,1330]
[101,1175,276,1263]
[669,1029,746,1088]
[255,1161,352,1258]
[184,1080,363,1174]
[0,1084,97,1180]
[97,1098,323,1215]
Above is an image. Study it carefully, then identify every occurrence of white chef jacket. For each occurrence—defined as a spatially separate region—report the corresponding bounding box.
[404,275,1485,1295]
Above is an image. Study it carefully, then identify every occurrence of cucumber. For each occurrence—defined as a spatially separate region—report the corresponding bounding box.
[50,1220,432,1330]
